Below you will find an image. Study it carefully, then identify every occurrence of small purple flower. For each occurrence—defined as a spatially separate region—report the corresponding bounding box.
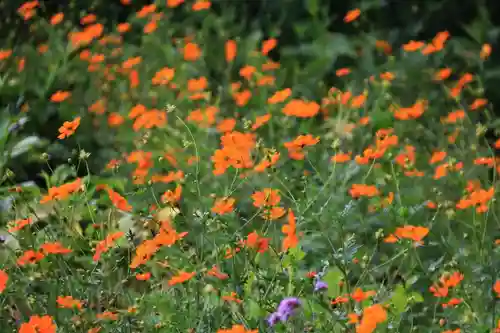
[277,297,301,314]
[267,297,301,326]
[314,280,328,292]
[267,312,281,326]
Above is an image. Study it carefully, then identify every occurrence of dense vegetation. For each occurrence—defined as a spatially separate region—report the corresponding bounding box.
[0,1,500,332]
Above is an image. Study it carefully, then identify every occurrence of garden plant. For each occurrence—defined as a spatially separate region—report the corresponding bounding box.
[0,1,500,332]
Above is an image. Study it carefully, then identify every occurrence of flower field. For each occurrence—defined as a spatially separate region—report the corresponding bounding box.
[0,1,500,332]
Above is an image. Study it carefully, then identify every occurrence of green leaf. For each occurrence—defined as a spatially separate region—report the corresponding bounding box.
[305,0,319,16]
[391,284,408,314]
[324,266,343,298]
[10,136,43,158]
[246,299,262,319]
[409,292,424,303]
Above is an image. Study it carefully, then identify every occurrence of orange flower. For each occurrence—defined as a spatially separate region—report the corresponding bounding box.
[17,250,45,266]
[211,197,235,215]
[282,209,299,251]
[51,90,71,102]
[207,265,229,280]
[344,8,361,23]
[336,68,351,77]
[268,88,291,104]
[480,43,492,60]
[494,280,500,298]
[0,269,8,293]
[183,42,201,61]
[251,113,271,130]
[233,90,252,107]
[93,231,125,261]
[252,188,281,207]
[105,188,132,212]
[108,113,125,127]
[167,0,184,7]
[403,40,425,52]
[217,325,257,333]
[385,225,429,244]
[57,296,83,310]
[96,311,118,321]
[349,184,379,198]
[136,4,156,18]
[331,152,351,163]
[192,0,211,11]
[19,315,56,333]
[161,184,182,204]
[217,118,236,133]
[434,68,452,81]
[122,56,142,69]
[8,217,33,232]
[50,12,64,25]
[168,271,196,286]
[470,98,487,110]
[117,22,130,33]
[284,134,320,160]
[40,242,72,254]
[135,272,152,280]
[355,304,387,333]
[351,288,376,302]
[58,116,81,139]
[282,99,320,118]
[261,38,277,55]
[225,40,237,62]
[40,178,82,203]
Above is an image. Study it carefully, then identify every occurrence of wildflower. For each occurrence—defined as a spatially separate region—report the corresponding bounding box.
[282,209,299,251]
[40,242,72,254]
[93,231,125,261]
[0,269,7,293]
[58,116,81,139]
[50,12,63,25]
[494,280,500,298]
[262,38,277,55]
[207,265,229,280]
[168,271,196,286]
[192,0,211,11]
[51,90,71,103]
[57,296,83,310]
[268,88,291,104]
[19,315,56,333]
[282,99,320,118]
[183,42,201,61]
[135,272,152,281]
[8,217,33,232]
[480,43,492,60]
[217,325,257,333]
[314,280,328,292]
[225,40,237,62]
[211,197,235,215]
[344,8,360,23]
[267,297,301,326]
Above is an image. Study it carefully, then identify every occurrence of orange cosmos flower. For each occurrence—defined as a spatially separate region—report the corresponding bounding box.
[261,38,277,55]
[50,12,63,25]
[282,99,320,118]
[480,43,492,60]
[0,269,8,293]
[57,296,83,310]
[19,315,56,333]
[268,88,291,104]
[344,8,360,23]
[192,0,211,10]
[225,39,237,62]
[211,197,235,215]
[168,271,196,286]
[183,42,201,61]
[58,116,81,139]
[51,90,71,102]
[93,231,125,261]
[349,184,379,198]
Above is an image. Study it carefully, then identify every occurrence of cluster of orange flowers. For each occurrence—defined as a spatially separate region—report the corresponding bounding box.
[40,178,83,203]
[212,131,256,175]
[251,188,286,220]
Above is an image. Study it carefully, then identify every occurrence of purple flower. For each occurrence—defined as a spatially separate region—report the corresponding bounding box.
[267,297,301,326]
[267,312,281,326]
[277,297,301,314]
[314,280,328,292]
